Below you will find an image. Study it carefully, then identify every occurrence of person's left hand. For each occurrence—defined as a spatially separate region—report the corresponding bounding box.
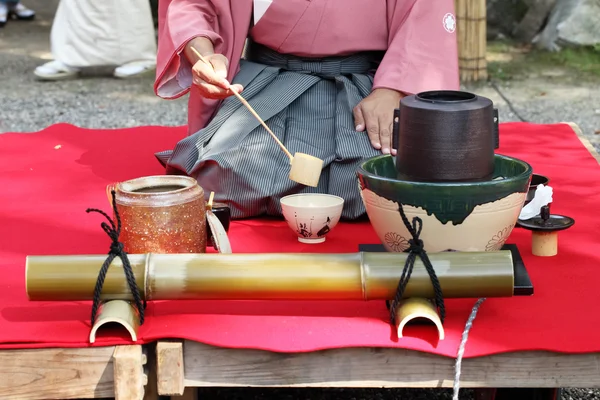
[353,88,404,155]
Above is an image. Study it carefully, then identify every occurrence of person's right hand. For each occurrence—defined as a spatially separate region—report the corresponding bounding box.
[191,53,244,100]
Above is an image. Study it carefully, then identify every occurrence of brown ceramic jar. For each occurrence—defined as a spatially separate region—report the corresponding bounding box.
[109,175,207,254]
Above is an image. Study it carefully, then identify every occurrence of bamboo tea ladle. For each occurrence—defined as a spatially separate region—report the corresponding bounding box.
[190,47,324,187]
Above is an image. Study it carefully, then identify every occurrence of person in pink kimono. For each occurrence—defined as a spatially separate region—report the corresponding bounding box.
[154,0,460,220]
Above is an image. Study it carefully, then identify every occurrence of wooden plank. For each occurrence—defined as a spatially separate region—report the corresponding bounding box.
[157,341,185,396]
[113,345,147,400]
[0,346,117,399]
[563,121,600,165]
[181,341,600,388]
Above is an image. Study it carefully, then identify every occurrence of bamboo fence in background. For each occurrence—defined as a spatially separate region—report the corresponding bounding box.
[455,0,488,82]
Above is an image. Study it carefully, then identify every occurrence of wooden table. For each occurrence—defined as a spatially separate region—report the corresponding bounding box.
[6,123,594,400]
[156,340,600,399]
[152,122,600,400]
[0,345,150,400]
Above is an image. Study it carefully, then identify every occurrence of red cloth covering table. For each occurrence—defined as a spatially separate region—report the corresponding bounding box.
[1,121,599,368]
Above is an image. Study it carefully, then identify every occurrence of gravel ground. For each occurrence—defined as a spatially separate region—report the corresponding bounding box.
[0,0,599,150]
[1,2,599,399]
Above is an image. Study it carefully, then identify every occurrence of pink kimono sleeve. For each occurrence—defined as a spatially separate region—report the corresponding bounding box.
[154,0,224,99]
[372,0,460,95]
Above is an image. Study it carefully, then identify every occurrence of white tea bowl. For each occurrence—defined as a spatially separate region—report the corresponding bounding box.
[280,193,344,244]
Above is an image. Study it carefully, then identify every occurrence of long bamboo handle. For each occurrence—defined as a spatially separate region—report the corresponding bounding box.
[190,47,294,161]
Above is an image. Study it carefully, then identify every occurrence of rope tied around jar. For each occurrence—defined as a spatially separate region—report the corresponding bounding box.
[86,190,146,325]
[388,203,446,325]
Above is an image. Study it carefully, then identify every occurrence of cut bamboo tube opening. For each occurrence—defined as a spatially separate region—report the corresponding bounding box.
[89,300,139,343]
[532,231,558,257]
[26,251,515,302]
[189,47,324,187]
[395,298,445,340]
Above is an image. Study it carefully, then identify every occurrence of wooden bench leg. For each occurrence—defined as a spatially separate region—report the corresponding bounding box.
[157,340,185,396]
[156,341,199,400]
[113,345,147,400]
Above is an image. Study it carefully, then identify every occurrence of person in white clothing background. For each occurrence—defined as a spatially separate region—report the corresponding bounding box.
[0,0,35,28]
[34,0,157,81]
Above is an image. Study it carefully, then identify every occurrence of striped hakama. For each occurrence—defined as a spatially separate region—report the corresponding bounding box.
[156,44,383,220]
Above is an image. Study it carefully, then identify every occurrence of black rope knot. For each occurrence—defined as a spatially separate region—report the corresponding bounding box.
[407,238,424,252]
[110,241,125,255]
[388,205,446,327]
[86,190,146,326]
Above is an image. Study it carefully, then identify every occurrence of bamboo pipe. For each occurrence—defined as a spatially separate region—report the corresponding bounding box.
[189,47,324,187]
[26,251,514,301]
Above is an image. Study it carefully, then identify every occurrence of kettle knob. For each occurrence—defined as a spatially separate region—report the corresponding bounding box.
[392,108,401,151]
[494,108,499,149]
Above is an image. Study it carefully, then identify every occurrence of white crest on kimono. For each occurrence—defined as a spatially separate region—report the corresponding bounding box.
[443,13,456,33]
[254,0,273,25]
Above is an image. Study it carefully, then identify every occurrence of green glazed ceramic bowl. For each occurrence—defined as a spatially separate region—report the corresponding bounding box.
[357,154,532,253]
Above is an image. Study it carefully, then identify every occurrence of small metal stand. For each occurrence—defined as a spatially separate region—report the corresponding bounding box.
[518,205,575,257]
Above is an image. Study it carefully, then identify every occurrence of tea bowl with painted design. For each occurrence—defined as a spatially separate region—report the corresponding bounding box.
[357,154,533,253]
[280,193,344,244]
